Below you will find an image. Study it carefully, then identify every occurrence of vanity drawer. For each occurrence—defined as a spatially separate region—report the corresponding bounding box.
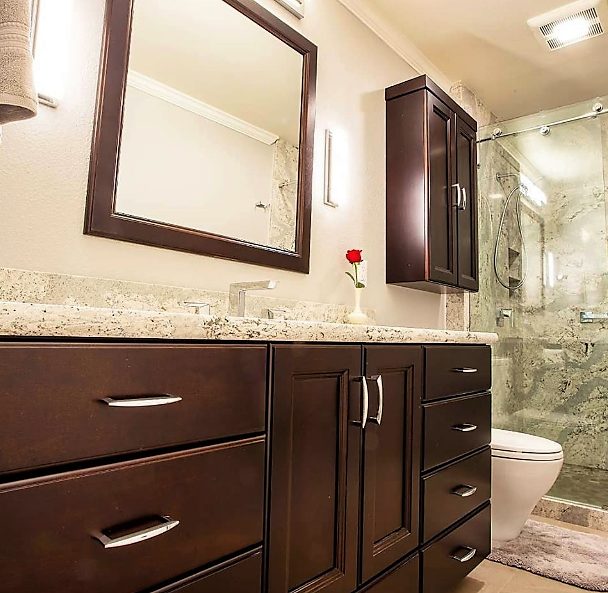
[424,392,491,470]
[422,505,491,593]
[0,437,264,593]
[425,346,491,401]
[423,448,491,541]
[157,549,262,593]
[0,343,267,474]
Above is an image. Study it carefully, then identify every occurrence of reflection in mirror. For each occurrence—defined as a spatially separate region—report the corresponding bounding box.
[114,0,304,252]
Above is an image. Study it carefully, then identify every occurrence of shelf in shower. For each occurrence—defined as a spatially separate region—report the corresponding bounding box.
[508,276,522,290]
[508,247,521,266]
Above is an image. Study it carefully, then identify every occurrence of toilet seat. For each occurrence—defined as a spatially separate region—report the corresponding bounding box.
[491,428,564,461]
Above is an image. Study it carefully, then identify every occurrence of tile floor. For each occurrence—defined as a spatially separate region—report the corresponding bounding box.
[453,518,608,593]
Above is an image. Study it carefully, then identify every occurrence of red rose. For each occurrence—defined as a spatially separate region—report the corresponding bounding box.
[346,249,363,264]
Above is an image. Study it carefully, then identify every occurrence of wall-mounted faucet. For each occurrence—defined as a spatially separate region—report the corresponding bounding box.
[497,308,513,327]
[229,281,278,317]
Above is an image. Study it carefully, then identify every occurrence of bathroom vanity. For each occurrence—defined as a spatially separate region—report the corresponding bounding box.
[0,309,494,593]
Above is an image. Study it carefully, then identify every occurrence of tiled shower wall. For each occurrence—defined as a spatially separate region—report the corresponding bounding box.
[469,100,608,474]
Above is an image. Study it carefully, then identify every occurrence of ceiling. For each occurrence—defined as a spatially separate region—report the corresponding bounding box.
[129,0,303,145]
[362,0,608,120]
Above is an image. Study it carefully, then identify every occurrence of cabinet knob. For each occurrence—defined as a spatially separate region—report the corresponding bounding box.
[451,423,478,433]
[368,375,384,426]
[353,377,369,430]
[451,546,477,563]
[452,183,462,208]
[101,395,183,408]
[93,515,180,549]
[451,485,478,498]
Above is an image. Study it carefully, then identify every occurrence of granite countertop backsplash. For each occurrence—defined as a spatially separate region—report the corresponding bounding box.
[0,268,498,344]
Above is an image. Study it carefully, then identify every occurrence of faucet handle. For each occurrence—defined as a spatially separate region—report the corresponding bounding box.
[181,302,211,315]
[266,308,289,320]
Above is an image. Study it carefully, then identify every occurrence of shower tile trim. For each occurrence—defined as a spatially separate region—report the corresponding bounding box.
[533,496,608,533]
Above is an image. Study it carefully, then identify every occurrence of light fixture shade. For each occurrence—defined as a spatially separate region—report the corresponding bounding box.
[528,0,606,50]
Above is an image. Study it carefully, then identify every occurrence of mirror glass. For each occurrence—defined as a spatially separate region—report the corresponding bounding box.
[114,0,304,252]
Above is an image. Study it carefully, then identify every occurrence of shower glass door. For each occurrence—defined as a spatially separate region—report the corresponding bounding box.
[473,97,608,510]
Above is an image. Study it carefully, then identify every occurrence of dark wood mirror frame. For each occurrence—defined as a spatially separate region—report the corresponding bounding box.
[85,0,317,273]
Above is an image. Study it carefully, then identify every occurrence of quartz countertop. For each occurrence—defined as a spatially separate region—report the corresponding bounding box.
[0,301,497,344]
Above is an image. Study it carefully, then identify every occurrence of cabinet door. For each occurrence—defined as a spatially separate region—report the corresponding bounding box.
[268,345,362,593]
[427,93,458,286]
[455,117,479,291]
[360,346,422,583]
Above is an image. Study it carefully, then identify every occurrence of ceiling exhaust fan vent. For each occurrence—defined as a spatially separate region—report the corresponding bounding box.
[528,0,607,50]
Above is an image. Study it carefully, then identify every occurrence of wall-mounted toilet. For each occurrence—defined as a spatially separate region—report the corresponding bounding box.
[491,428,563,542]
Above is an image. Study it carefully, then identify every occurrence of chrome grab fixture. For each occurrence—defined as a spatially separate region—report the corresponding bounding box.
[368,375,384,426]
[101,395,183,407]
[580,311,608,324]
[228,280,278,317]
[181,302,211,315]
[452,367,478,374]
[94,516,180,549]
[451,423,478,433]
[452,183,467,210]
[451,547,477,563]
[451,485,478,498]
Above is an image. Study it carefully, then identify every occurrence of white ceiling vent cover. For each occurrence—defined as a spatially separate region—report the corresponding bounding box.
[528,0,607,50]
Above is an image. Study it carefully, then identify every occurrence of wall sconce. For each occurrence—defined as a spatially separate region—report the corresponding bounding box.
[31,0,74,108]
[323,129,339,208]
[274,0,305,19]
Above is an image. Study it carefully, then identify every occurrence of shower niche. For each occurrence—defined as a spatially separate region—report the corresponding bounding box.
[385,75,479,293]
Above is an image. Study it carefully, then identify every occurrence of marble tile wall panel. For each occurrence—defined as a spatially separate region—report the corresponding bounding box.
[0,267,376,324]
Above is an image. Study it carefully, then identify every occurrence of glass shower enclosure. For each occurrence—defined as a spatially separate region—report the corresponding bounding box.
[472,96,608,510]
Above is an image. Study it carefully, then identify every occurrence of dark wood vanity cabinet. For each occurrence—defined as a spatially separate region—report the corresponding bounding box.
[386,75,479,293]
[0,340,491,593]
[267,345,362,593]
[361,346,421,581]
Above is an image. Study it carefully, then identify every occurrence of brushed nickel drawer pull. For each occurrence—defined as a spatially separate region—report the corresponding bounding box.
[368,375,384,426]
[94,516,180,549]
[451,423,478,433]
[102,395,183,407]
[452,485,478,498]
[452,367,478,373]
[353,377,369,430]
[451,546,477,563]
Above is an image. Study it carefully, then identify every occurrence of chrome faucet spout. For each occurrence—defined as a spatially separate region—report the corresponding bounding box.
[229,281,278,317]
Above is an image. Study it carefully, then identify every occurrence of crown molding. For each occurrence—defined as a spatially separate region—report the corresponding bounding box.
[127,71,279,146]
[335,0,453,92]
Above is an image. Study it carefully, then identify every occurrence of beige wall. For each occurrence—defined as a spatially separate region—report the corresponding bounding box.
[0,0,446,328]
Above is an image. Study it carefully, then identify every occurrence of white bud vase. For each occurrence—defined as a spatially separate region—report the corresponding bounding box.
[346,287,368,325]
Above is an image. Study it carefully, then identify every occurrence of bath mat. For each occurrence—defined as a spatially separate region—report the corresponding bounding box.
[489,519,608,591]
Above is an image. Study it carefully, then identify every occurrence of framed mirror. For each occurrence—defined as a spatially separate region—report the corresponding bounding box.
[86,0,317,272]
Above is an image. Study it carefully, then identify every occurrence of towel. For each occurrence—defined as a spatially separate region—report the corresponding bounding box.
[0,0,38,125]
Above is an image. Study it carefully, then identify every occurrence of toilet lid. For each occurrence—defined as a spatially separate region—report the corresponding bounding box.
[491,429,563,461]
